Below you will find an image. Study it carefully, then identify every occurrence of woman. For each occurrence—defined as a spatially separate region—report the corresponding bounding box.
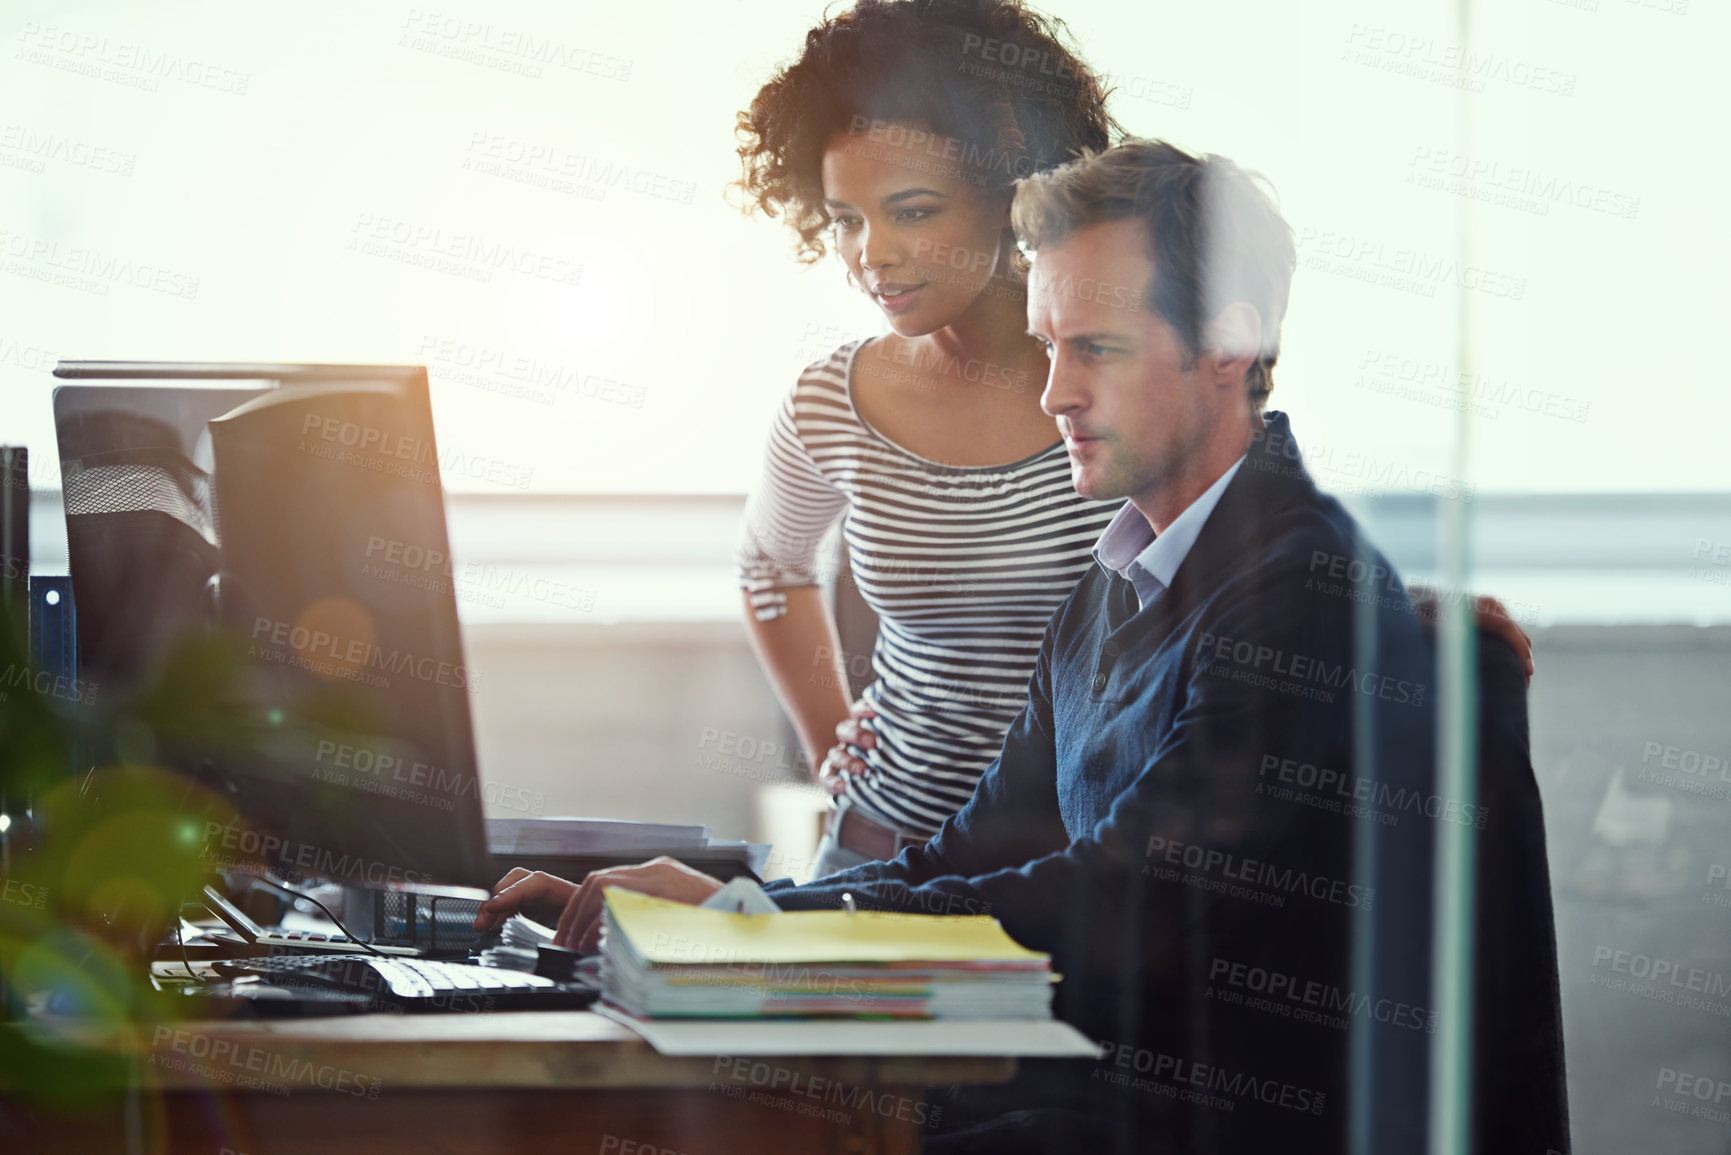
[732,0,1125,877]
[730,0,1530,879]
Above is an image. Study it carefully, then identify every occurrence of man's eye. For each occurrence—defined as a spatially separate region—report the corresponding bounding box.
[1081,342,1108,358]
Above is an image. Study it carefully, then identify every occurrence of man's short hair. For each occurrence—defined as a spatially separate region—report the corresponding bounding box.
[1011,137,1297,410]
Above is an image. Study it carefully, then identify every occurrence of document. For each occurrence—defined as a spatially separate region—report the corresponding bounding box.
[595,1005,1101,1057]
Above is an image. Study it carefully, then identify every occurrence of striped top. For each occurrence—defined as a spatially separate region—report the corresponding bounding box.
[735,338,1122,837]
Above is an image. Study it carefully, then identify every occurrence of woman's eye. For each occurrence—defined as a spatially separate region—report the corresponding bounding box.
[829,216,859,232]
[896,207,934,224]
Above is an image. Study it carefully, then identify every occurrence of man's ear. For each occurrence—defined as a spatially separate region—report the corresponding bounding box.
[995,224,1026,278]
[1206,302,1263,389]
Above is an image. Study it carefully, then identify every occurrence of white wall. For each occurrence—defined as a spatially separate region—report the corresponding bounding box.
[1,0,1722,498]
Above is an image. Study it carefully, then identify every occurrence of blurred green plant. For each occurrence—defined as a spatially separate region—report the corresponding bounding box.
[0,599,385,1111]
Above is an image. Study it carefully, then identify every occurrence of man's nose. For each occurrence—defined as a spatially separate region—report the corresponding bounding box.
[1040,352,1084,418]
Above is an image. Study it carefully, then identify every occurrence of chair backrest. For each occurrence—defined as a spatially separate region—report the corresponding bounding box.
[1473,636,1571,1155]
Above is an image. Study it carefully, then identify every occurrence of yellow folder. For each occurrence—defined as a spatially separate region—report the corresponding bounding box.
[603,888,1049,967]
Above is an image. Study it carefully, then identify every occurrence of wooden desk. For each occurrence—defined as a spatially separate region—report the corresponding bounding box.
[4,1010,1015,1155]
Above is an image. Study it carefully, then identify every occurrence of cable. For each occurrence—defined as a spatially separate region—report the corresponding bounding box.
[250,876,389,957]
[174,908,211,984]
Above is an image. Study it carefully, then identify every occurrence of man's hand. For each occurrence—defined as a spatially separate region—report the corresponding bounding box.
[552,857,726,951]
[472,858,726,952]
[471,868,576,933]
[1408,584,1535,683]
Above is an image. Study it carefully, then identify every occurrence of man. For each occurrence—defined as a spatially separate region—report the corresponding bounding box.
[476,139,1444,1151]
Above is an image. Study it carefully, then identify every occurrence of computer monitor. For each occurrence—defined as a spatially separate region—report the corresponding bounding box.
[52,363,491,898]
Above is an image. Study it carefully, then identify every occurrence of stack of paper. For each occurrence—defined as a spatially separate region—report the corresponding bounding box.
[477,879,781,974]
[599,888,1058,1021]
[486,817,711,857]
[477,913,557,972]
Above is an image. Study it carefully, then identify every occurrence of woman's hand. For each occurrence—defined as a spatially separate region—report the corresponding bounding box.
[817,699,877,797]
[1408,584,1535,683]
[471,858,726,952]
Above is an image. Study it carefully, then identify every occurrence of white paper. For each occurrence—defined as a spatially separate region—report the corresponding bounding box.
[700,838,776,875]
[594,1005,1101,1058]
[487,816,710,856]
[698,877,782,916]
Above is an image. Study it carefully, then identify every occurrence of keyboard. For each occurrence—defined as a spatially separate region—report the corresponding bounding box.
[213,953,598,1012]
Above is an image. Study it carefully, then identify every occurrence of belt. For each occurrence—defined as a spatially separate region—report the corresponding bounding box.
[828,803,926,860]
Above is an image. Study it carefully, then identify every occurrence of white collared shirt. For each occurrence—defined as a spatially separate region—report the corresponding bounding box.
[1091,457,1246,610]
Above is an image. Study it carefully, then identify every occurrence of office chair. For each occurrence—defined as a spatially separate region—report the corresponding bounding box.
[1471,636,1572,1155]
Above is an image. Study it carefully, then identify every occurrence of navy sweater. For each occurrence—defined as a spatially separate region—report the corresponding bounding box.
[764,412,1440,1152]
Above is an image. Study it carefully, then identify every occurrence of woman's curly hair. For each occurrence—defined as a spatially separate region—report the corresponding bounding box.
[733,0,1122,263]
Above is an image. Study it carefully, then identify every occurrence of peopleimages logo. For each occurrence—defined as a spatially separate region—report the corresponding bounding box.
[599,1139,689,1155]
[650,934,872,1000]
[693,727,820,792]
[15,22,252,95]
[202,821,432,887]
[710,1057,942,1128]
[299,411,534,491]
[1293,225,1526,301]
[397,9,632,82]
[1,877,49,910]
[1706,863,1731,909]
[1356,347,1592,424]
[1145,836,1373,909]
[347,211,582,288]
[0,123,136,175]
[846,116,1039,183]
[1653,1067,1731,1126]
[0,661,99,706]
[1257,754,1487,830]
[1406,146,1640,221]
[1341,24,1577,97]
[1635,740,1731,802]
[1094,1041,1328,1116]
[151,1026,381,1098]
[1207,956,1436,1033]
[462,132,694,205]
[1251,427,1475,504]
[1198,629,1425,708]
[0,334,60,372]
[1693,538,1731,581]
[0,226,200,299]
[249,616,481,693]
[361,535,595,612]
[1589,946,1731,1009]
[417,335,646,409]
[314,739,545,815]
